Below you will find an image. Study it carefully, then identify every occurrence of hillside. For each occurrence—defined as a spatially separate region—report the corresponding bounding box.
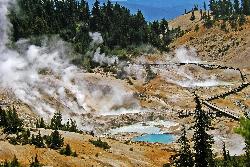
[170,11,250,69]
[0,129,173,166]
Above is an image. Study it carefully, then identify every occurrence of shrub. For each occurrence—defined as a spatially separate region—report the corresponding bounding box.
[1,107,23,134]
[60,144,77,157]
[190,10,195,21]
[0,155,21,167]
[30,154,42,167]
[19,129,31,145]
[45,130,64,149]
[89,138,111,150]
[195,24,199,32]
[31,131,45,148]
[50,112,63,130]
[63,119,78,132]
[46,112,79,132]
[8,137,18,145]
[36,118,46,129]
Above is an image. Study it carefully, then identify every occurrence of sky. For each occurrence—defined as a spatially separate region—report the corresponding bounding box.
[87,0,210,21]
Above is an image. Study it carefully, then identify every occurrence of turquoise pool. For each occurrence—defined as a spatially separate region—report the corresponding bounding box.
[132,134,175,144]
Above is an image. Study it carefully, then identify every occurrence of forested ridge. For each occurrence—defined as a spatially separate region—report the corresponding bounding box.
[8,0,250,67]
[8,0,183,59]
[204,0,248,29]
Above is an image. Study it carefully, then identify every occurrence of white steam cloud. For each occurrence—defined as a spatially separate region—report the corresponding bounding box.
[123,46,232,88]
[0,0,13,52]
[0,1,138,126]
[93,47,118,65]
[89,32,103,45]
[158,47,232,87]
[89,32,119,66]
[0,40,87,118]
[124,64,147,80]
[174,46,200,63]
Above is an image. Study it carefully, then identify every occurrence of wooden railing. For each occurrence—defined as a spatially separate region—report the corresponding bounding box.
[202,101,240,120]
[205,82,250,101]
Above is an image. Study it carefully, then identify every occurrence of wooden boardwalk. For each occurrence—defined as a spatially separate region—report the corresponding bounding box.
[133,62,249,120]
[206,82,250,101]
[203,101,240,120]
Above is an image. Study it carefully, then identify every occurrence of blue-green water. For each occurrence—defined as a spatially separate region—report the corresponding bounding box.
[132,134,175,144]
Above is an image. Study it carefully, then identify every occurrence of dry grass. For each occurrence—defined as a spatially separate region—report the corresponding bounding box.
[0,130,173,167]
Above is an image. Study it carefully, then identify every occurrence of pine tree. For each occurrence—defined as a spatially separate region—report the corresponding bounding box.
[149,21,161,48]
[193,95,215,167]
[59,143,77,157]
[36,118,46,129]
[64,144,72,156]
[239,13,246,26]
[209,0,216,12]
[46,130,64,149]
[10,0,180,57]
[79,0,90,22]
[160,18,169,35]
[10,155,20,167]
[30,154,42,167]
[72,151,77,157]
[219,0,227,20]
[226,0,233,17]
[27,129,31,137]
[173,126,194,167]
[50,112,63,130]
[4,107,23,134]
[21,129,31,145]
[35,131,45,148]
[200,9,203,20]
[31,134,36,145]
[242,0,250,15]
[204,11,214,28]
[0,107,7,127]
[210,0,219,19]
[69,119,78,132]
[105,0,113,18]
[190,10,196,21]
[234,0,241,14]
[64,120,70,131]
[145,65,156,82]
[194,4,199,10]
[32,17,48,35]
[151,21,160,35]
[101,0,113,32]
[90,0,102,31]
[40,118,46,128]
[222,142,231,167]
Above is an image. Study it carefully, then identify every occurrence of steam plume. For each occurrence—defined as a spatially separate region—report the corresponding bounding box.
[0,1,138,126]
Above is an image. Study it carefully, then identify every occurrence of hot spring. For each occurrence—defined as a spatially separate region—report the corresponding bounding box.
[132,133,175,144]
